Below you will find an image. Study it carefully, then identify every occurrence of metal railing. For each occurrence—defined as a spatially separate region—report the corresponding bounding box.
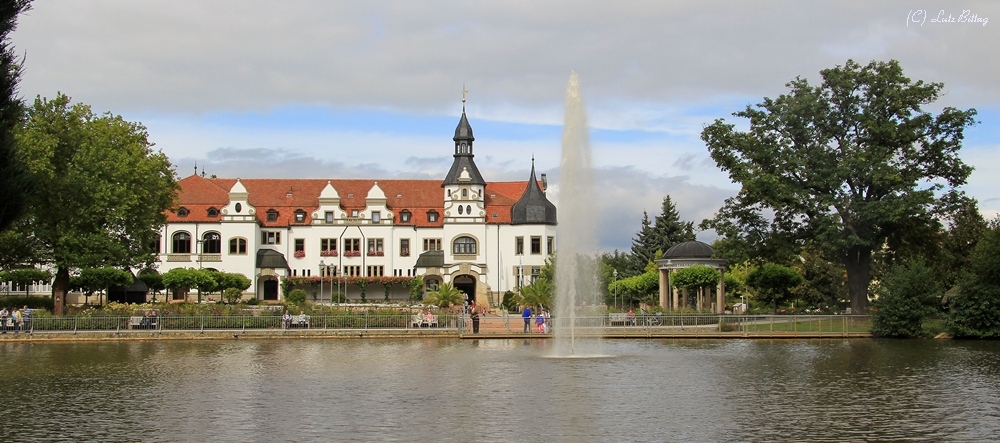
[13,313,462,333]
[5,314,870,336]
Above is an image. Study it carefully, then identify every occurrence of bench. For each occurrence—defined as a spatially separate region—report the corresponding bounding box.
[289,316,310,328]
[129,316,158,330]
[411,315,438,328]
[608,313,630,326]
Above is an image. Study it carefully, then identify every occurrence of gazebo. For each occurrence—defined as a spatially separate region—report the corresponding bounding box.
[655,241,728,313]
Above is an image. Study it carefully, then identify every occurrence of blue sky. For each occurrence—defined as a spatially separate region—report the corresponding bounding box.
[11,1,1000,251]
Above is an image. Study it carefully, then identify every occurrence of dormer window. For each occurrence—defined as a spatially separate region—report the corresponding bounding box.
[266,210,278,222]
[371,211,381,223]
[427,210,439,222]
[400,210,411,223]
[207,207,219,218]
[351,209,359,218]
[294,210,307,223]
[177,207,189,218]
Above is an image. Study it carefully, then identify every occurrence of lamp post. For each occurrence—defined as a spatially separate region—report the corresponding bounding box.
[613,269,618,311]
[319,260,325,305]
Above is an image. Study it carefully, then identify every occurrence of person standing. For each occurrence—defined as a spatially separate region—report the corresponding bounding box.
[0,307,8,333]
[470,306,480,334]
[11,308,21,333]
[522,306,532,333]
[22,305,31,331]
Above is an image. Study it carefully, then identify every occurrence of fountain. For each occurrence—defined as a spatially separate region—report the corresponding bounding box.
[552,72,603,356]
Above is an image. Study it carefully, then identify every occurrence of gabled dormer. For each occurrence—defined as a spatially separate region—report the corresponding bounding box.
[364,181,390,225]
[222,179,256,222]
[314,181,341,224]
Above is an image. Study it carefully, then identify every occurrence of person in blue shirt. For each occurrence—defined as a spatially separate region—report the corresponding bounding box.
[522,306,532,333]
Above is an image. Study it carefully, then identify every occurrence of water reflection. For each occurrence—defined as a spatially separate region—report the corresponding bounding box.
[1,339,997,442]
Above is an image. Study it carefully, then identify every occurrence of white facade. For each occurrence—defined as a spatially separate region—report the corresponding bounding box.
[155,110,556,308]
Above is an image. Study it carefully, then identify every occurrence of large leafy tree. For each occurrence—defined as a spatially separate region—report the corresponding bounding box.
[69,267,133,305]
[701,60,976,313]
[14,94,178,313]
[0,0,31,233]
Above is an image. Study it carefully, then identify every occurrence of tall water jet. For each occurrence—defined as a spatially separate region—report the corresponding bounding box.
[553,72,601,356]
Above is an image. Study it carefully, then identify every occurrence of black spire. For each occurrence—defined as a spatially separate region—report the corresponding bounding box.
[443,107,486,187]
[510,160,557,225]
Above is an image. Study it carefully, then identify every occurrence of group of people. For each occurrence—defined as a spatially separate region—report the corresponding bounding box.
[521,306,550,333]
[0,306,31,333]
[281,310,310,328]
[413,309,436,328]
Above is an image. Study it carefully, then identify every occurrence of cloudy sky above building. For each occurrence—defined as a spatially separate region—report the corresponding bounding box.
[11,1,1000,251]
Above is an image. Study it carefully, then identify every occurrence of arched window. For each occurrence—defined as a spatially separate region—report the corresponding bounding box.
[202,232,221,254]
[453,236,477,255]
[229,237,247,255]
[172,232,191,254]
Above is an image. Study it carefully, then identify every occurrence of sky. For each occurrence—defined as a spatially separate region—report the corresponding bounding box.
[10,1,1000,252]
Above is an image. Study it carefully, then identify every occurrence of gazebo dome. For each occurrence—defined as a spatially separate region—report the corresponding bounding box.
[663,240,714,259]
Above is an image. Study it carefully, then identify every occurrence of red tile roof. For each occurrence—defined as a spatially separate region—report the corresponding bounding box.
[167,175,541,228]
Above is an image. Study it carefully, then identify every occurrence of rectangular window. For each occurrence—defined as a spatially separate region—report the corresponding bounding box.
[547,236,554,255]
[325,211,334,223]
[367,265,384,277]
[531,266,540,283]
[321,238,337,252]
[351,209,359,218]
[423,238,441,251]
[531,236,541,254]
[427,211,438,222]
[400,239,410,256]
[294,238,304,252]
[262,231,281,245]
[343,265,362,277]
[367,238,384,255]
[345,238,361,255]
[515,237,524,255]
[371,211,380,223]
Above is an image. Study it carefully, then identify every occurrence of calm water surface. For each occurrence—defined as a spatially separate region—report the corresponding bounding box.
[1,338,998,442]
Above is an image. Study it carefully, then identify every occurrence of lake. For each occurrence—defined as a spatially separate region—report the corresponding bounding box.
[1,338,997,442]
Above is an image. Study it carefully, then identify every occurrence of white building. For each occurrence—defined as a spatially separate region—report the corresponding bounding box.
[155,108,557,308]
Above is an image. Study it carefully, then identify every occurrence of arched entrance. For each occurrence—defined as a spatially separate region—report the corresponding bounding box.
[259,277,279,301]
[453,274,476,306]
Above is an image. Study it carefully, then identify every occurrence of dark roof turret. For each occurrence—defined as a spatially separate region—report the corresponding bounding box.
[510,160,557,225]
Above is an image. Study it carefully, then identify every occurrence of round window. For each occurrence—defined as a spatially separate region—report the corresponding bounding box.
[235,203,242,213]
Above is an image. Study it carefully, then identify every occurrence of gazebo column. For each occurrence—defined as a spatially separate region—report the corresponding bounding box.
[716,267,725,314]
[659,268,669,310]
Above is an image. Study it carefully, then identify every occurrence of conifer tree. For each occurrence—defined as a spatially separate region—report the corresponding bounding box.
[0,0,32,233]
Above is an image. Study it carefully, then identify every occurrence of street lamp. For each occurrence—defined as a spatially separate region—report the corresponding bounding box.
[613,269,618,311]
[319,260,325,305]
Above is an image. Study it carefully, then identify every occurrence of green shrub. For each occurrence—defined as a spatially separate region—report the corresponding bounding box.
[246,297,260,305]
[222,288,243,304]
[948,219,1000,338]
[286,289,307,305]
[871,259,941,338]
[0,296,53,312]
